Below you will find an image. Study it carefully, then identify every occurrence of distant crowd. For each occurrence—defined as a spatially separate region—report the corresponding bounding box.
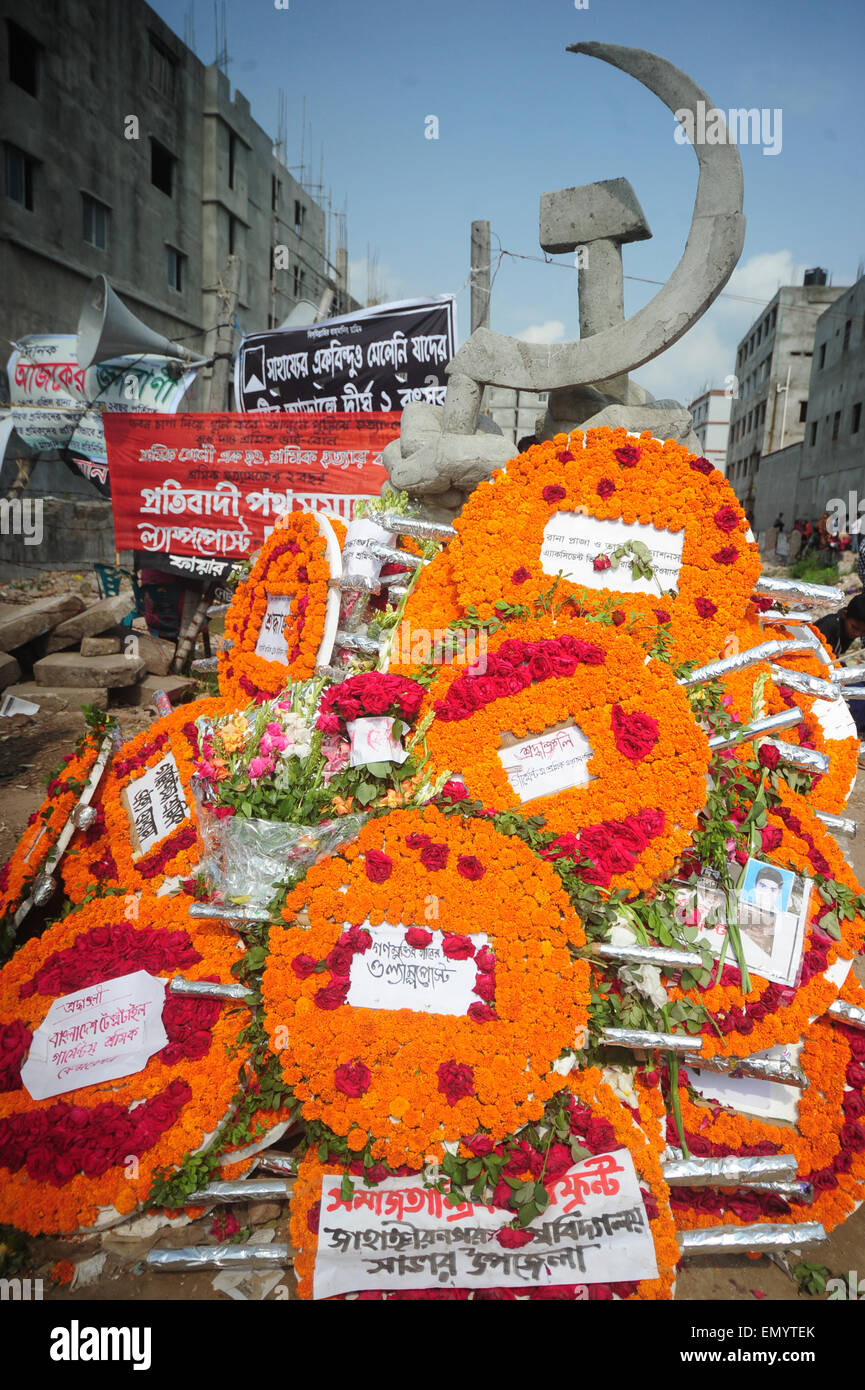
[770,512,857,555]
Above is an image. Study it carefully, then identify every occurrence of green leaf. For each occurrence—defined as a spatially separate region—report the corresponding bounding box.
[354,782,379,806]
[513,1182,536,1205]
[365,762,390,778]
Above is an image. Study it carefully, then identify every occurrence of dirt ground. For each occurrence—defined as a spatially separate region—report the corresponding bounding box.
[1,571,863,1304]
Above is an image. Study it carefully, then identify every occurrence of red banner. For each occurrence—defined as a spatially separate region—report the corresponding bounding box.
[103,412,398,562]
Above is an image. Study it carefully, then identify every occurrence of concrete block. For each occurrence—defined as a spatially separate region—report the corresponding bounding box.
[4,682,108,712]
[0,595,86,651]
[33,651,145,689]
[44,593,136,651]
[0,653,21,690]
[119,673,196,707]
[80,635,122,656]
[540,178,652,254]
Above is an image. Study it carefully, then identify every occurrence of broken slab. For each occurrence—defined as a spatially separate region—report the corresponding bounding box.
[4,682,108,713]
[44,593,136,652]
[33,651,145,689]
[0,595,86,652]
[80,635,122,656]
[120,673,196,707]
[0,653,21,690]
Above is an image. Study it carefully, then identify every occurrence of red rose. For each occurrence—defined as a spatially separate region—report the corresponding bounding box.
[339,924,372,954]
[596,477,616,498]
[611,703,659,761]
[614,445,641,467]
[457,855,485,880]
[473,972,496,1002]
[439,780,468,802]
[712,547,739,565]
[437,1059,475,1105]
[690,457,713,475]
[406,833,432,849]
[812,1169,839,1192]
[593,554,612,572]
[758,743,780,770]
[694,597,717,618]
[475,946,496,973]
[556,450,575,463]
[467,1134,495,1156]
[843,1091,865,1119]
[841,1121,865,1153]
[420,842,449,871]
[753,595,773,612]
[467,1002,498,1023]
[713,505,740,534]
[638,807,665,838]
[654,609,670,624]
[314,980,349,1010]
[542,484,567,503]
[442,933,475,961]
[611,610,626,626]
[496,1227,535,1249]
[405,926,433,949]
[291,953,318,979]
[760,825,783,852]
[307,1200,321,1233]
[334,1059,371,1098]
[511,567,530,585]
[326,946,354,976]
[364,849,393,882]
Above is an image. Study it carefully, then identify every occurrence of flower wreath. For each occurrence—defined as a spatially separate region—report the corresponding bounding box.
[62,698,235,901]
[387,547,466,680]
[0,726,106,925]
[449,428,761,664]
[219,511,333,706]
[316,671,425,735]
[669,786,865,1057]
[263,806,590,1168]
[667,976,865,1237]
[0,894,247,1234]
[422,616,709,895]
[288,1068,677,1301]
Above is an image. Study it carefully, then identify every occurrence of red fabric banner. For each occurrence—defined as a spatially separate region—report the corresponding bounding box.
[103,411,398,560]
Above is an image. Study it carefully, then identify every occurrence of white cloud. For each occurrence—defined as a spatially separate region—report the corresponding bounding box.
[517,319,566,344]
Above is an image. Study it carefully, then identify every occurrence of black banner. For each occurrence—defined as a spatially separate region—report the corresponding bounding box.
[234,297,456,416]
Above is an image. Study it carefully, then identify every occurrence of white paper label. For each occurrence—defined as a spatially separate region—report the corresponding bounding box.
[498,724,592,801]
[812,696,857,743]
[346,922,488,1016]
[540,513,684,595]
[342,518,395,582]
[313,1148,658,1299]
[20,970,168,1100]
[690,1045,801,1124]
[254,593,293,663]
[122,753,191,857]
[347,716,408,768]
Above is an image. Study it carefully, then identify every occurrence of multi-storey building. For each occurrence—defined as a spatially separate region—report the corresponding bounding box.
[687,387,732,475]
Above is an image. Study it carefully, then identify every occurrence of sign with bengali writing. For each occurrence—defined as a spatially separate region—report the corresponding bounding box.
[120,754,190,858]
[7,334,193,494]
[254,593,293,663]
[313,1148,658,1298]
[498,724,593,801]
[234,297,456,416]
[20,971,168,1100]
[540,513,685,595]
[346,923,489,1016]
[347,716,408,768]
[104,411,396,563]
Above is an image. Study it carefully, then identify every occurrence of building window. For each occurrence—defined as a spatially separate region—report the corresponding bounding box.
[82,194,109,250]
[151,140,175,196]
[293,264,304,297]
[228,215,239,255]
[809,421,818,447]
[228,133,237,189]
[798,400,808,423]
[832,411,841,441]
[5,143,35,209]
[294,199,304,234]
[148,35,176,98]
[843,319,852,352]
[8,20,40,96]
[818,342,826,369]
[166,245,184,292]
[854,403,862,435]
[271,176,280,211]
[770,306,777,328]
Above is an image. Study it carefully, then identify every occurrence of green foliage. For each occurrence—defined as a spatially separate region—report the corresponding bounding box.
[788,558,838,585]
[791,1261,831,1296]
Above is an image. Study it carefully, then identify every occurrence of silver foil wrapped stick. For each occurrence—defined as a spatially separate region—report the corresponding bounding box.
[257,1153,300,1178]
[168,977,254,1003]
[678,1221,826,1255]
[384,583,411,601]
[146,1244,292,1272]
[600,1028,702,1053]
[338,574,381,595]
[593,942,703,970]
[760,738,829,775]
[186,1180,291,1204]
[768,664,837,700]
[188,902,272,924]
[334,629,382,656]
[680,640,813,686]
[815,811,857,838]
[663,1153,797,1187]
[369,543,424,570]
[841,685,865,700]
[680,1051,807,1087]
[760,611,813,625]
[753,575,844,607]
[745,1180,813,1203]
[191,656,220,674]
[377,512,456,543]
[835,663,865,684]
[707,708,802,750]
[827,997,865,1031]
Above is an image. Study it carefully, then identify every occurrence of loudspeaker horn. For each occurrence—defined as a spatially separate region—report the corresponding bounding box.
[76,275,207,369]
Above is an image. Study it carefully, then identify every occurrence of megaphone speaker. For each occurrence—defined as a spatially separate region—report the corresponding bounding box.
[76,275,201,369]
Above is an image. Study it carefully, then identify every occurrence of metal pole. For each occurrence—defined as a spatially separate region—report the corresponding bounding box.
[470,220,491,333]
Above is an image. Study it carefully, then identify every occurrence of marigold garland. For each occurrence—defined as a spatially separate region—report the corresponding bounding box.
[388,547,466,679]
[422,616,709,895]
[448,429,760,664]
[219,511,333,705]
[263,807,589,1167]
[0,894,248,1234]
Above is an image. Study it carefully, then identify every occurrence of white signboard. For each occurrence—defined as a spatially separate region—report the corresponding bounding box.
[121,753,191,857]
[313,1148,658,1299]
[346,923,488,1016]
[540,513,684,595]
[254,593,293,663]
[347,716,408,767]
[20,970,168,1100]
[812,697,857,743]
[689,1044,802,1123]
[498,724,592,801]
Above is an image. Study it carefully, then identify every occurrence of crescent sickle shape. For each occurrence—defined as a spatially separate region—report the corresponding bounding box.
[447,42,745,392]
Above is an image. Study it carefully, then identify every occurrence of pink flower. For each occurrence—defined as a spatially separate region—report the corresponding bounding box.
[212,805,235,820]
[593,554,612,572]
[248,756,274,779]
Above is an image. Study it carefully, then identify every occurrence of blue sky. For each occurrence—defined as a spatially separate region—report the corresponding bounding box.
[151,0,865,403]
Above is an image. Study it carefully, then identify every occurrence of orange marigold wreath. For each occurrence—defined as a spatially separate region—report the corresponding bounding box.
[421,615,710,896]
[449,428,760,664]
[0,894,247,1234]
[263,806,590,1168]
[387,547,466,679]
[218,511,332,705]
